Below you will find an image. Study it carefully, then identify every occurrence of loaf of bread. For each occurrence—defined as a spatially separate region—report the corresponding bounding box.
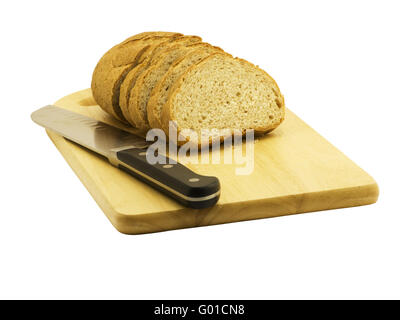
[91,31,285,144]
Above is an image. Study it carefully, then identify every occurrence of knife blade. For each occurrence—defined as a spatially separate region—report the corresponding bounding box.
[31,105,220,209]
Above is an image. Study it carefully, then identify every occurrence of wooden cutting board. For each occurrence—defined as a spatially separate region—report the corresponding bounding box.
[45,89,379,234]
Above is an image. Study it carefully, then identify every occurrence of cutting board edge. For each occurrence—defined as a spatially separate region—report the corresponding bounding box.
[111,182,379,234]
[46,127,380,235]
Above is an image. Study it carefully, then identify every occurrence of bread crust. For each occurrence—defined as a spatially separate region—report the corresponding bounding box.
[118,62,148,126]
[91,32,181,122]
[120,32,183,45]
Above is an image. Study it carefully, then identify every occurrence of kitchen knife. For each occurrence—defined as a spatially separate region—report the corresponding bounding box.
[31,105,220,209]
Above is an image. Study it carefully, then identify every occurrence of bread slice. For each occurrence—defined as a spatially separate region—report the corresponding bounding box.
[128,42,215,131]
[118,62,149,126]
[161,53,285,145]
[121,36,202,128]
[91,33,181,122]
[147,45,223,131]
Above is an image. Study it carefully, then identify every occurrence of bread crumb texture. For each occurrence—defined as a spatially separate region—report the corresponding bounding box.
[168,54,284,136]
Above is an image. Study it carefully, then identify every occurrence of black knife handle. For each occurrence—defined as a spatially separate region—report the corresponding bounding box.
[116,148,220,209]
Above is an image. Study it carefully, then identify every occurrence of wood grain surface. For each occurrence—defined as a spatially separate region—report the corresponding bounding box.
[45,89,379,234]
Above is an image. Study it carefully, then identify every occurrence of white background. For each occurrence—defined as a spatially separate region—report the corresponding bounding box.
[0,0,399,299]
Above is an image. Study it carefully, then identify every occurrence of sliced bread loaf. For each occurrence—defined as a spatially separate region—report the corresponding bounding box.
[161,53,285,145]
[119,36,201,127]
[91,33,181,122]
[148,45,223,131]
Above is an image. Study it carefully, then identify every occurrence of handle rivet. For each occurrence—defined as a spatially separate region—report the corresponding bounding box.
[163,164,173,169]
[189,178,200,182]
